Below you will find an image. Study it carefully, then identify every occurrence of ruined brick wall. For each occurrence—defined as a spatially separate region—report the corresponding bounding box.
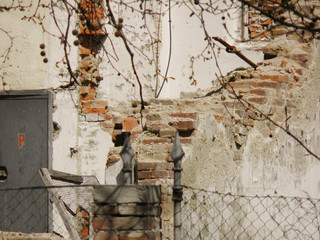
[247,0,320,41]
[102,35,314,239]
[75,0,320,239]
[92,185,161,240]
[248,0,286,40]
[77,0,108,123]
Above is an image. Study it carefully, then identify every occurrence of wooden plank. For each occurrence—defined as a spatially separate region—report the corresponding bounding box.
[39,168,81,240]
[47,169,83,184]
[93,185,161,204]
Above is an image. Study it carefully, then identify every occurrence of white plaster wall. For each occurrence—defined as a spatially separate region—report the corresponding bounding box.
[77,121,113,183]
[0,3,47,90]
[52,90,79,173]
[0,0,79,90]
[98,0,264,103]
[158,1,263,98]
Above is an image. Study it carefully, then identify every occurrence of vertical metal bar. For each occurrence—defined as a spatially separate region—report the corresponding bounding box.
[120,133,134,185]
[170,131,185,240]
[134,157,138,185]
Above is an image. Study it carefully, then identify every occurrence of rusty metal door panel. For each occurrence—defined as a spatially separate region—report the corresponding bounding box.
[0,92,50,233]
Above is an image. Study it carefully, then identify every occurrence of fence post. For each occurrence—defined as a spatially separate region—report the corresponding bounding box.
[120,133,134,185]
[170,131,185,240]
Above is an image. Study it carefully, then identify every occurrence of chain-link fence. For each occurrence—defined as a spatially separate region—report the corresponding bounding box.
[2,183,320,240]
[0,184,95,239]
[182,186,320,240]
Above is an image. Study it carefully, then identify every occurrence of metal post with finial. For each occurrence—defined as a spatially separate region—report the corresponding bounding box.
[120,133,135,185]
[170,131,185,240]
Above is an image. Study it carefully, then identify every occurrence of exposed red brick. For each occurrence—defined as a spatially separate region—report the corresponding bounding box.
[80,93,96,101]
[170,112,197,120]
[80,13,104,20]
[180,138,192,144]
[261,18,272,25]
[142,138,171,145]
[260,74,289,82]
[272,28,288,36]
[81,101,91,108]
[250,31,270,39]
[82,107,106,114]
[248,25,263,32]
[247,89,266,96]
[181,100,195,105]
[80,28,104,35]
[80,48,91,55]
[169,120,195,131]
[122,118,139,133]
[248,97,266,104]
[281,60,288,68]
[94,231,119,240]
[229,81,257,88]
[76,206,90,240]
[108,156,120,163]
[256,81,280,89]
[296,68,303,75]
[91,101,108,107]
[138,170,173,179]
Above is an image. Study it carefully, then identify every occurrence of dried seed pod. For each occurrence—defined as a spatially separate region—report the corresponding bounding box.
[43,58,48,63]
[117,23,123,29]
[40,43,45,49]
[40,51,46,56]
[72,29,79,35]
[73,40,80,46]
[115,30,121,37]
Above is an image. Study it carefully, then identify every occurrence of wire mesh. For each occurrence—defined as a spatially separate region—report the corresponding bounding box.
[182,186,320,240]
[0,184,95,239]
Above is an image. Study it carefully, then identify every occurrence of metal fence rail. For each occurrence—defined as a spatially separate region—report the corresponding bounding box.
[182,186,320,240]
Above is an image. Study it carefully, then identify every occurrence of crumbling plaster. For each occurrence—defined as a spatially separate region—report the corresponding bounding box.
[181,40,320,198]
[1,0,320,199]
